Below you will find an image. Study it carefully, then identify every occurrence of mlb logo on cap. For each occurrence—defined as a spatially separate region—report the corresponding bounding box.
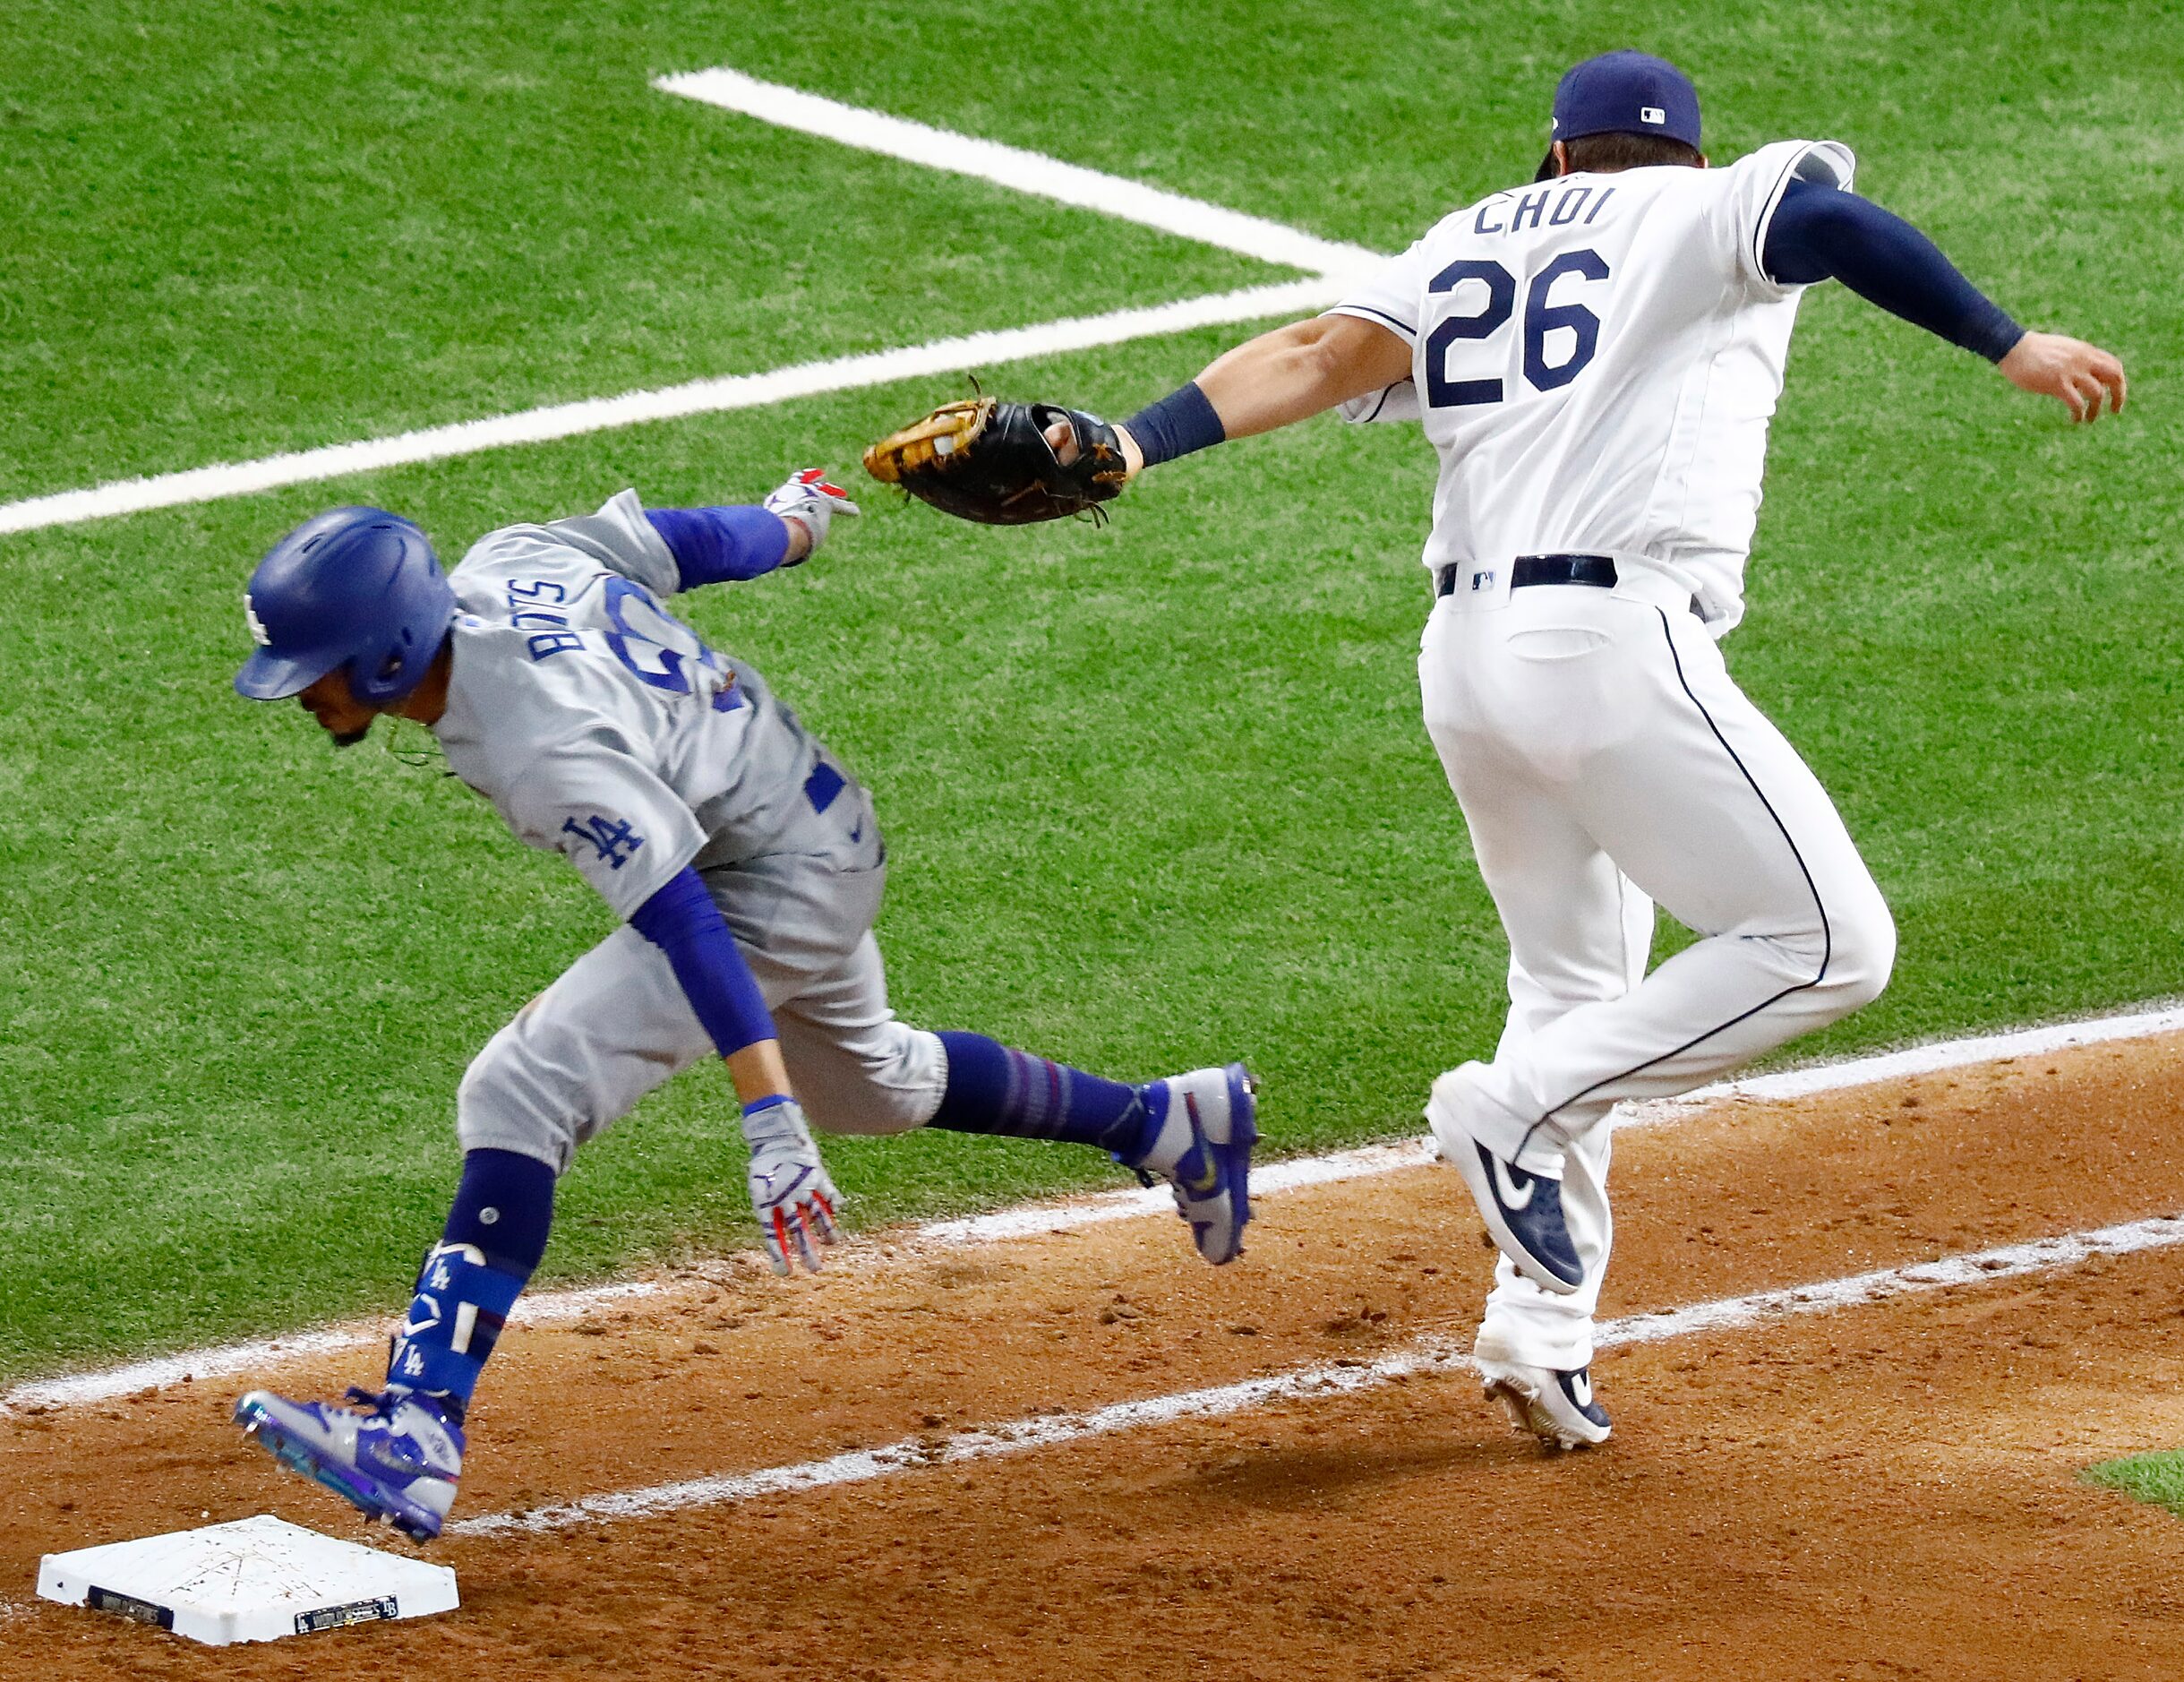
[1552,50,1702,150]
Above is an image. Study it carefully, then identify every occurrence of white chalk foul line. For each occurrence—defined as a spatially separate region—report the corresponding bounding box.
[0,279,1339,538]
[0,1280,669,1415]
[655,69,1378,279]
[451,1209,2184,1537]
[0,68,1371,539]
[9,1000,2181,1415]
[1657,1000,2184,1107]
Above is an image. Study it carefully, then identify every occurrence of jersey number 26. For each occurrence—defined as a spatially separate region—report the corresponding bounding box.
[1424,249,1610,408]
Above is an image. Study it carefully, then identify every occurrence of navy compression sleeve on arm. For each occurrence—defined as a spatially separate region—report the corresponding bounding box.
[646,506,793,589]
[630,866,776,1058]
[1762,177,2024,363]
[1122,382,1227,468]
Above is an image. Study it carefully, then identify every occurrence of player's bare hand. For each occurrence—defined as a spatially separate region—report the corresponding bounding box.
[1999,332,2127,424]
[742,1095,841,1275]
[764,468,861,562]
[1043,416,1145,481]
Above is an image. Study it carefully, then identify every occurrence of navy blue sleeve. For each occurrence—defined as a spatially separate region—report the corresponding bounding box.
[630,866,776,1059]
[646,506,793,590]
[1124,382,1228,468]
[1762,177,2024,363]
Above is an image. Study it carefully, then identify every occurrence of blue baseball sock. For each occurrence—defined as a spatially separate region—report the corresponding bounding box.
[385,1149,555,1420]
[927,1031,1167,1163]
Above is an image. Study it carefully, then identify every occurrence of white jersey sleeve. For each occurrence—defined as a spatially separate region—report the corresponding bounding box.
[1326,232,1443,424]
[1326,232,1436,345]
[500,739,708,921]
[1705,140,1857,295]
[1339,379,1422,425]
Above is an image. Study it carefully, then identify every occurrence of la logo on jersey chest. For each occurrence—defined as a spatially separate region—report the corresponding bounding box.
[1472,184,1616,238]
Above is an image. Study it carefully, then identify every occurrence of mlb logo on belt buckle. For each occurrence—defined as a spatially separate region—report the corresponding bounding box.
[1471,569,1496,591]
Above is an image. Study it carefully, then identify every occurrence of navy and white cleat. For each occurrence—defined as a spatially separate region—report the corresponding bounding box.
[1135,1063,1259,1266]
[1475,1334,1611,1451]
[1426,1081,1583,1295]
[235,1386,465,1541]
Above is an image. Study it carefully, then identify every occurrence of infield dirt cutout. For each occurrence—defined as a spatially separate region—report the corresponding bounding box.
[7,1033,2184,1679]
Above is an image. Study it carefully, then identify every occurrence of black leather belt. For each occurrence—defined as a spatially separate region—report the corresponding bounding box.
[1436,553,1618,597]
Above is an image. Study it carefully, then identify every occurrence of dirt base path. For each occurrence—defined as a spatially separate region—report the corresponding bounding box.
[6,1035,2184,1679]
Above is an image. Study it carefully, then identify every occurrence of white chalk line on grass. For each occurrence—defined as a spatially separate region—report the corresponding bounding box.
[655,69,1378,279]
[0,67,1372,540]
[0,279,1340,538]
[452,1208,2184,1537]
[11,1001,2179,1418]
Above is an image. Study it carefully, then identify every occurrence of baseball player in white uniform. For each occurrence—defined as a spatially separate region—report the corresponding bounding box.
[226,470,1257,1537]
[1065,49,2124,1447]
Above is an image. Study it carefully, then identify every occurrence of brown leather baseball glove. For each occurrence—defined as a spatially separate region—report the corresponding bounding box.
[861,398,1128,525]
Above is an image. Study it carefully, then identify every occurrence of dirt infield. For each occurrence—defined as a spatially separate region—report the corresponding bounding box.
[8,1034,2184,1679]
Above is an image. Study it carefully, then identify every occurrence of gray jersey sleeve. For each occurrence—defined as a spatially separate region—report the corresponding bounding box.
[501,739,708,921]
[530,489,682,599]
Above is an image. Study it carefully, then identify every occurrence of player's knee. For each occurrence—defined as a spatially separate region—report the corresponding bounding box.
[795,1026,946,1137]
[1823,893,1896,1014]
[455,1026,578,1173]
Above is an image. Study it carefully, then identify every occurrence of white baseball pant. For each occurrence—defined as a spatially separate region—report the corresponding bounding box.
[1420,566,1895,1369]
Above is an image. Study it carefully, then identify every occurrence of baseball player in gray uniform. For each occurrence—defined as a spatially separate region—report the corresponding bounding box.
[227,469,1257,1539]
[1056,50,2123,1447]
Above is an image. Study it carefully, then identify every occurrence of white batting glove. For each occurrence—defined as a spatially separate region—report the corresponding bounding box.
[742,1095,840,1275]
[763,468,861,560]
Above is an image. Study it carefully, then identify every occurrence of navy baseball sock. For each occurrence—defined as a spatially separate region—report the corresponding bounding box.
[927,1031,1167,1163]
[385,1149,555,1420]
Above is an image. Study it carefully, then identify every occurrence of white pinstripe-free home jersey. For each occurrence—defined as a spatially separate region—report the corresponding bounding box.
[1333,139,1854,631]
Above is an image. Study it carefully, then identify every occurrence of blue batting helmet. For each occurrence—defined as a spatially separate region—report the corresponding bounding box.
[235,508,457,706]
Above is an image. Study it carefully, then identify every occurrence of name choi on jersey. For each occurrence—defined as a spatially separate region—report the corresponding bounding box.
[1471,184,1618,238]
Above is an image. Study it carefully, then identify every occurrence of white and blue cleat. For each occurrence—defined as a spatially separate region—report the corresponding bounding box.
[235,1386,465,1541]
[1474,1331,1612,1450]
[1426,1074,1585,1295]
[1135,1063,1259,1266]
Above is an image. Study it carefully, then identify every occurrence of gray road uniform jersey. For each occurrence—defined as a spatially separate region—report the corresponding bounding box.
[433,491,946,1173]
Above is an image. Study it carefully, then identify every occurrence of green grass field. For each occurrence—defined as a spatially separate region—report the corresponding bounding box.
[2086,1451,2184,1519]
[3,0,2178,1383]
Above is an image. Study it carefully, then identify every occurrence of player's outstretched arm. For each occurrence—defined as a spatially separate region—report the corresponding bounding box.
[630,868,840,1274]
[1103,313,1413,479]
[1172,314,1412,449]
[1027,313,1409,477]
[1763,180,2126,424]
[646,469,861,588]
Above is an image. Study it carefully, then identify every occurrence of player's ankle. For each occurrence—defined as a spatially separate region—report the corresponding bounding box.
[1120,1081,1183,1171]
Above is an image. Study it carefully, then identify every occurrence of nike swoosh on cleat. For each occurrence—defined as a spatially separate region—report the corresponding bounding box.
[1488,1153,1537,1211]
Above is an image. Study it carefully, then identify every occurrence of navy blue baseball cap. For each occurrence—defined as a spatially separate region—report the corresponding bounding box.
[1552,50,1701,150]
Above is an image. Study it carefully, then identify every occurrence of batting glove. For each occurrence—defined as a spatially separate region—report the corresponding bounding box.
[742,1094,840,1275]
[764,468,861,560]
